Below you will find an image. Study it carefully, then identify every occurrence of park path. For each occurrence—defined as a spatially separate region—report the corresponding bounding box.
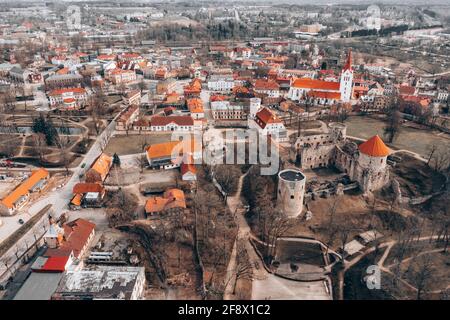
[336,235,443,299]
[223,172,268,300]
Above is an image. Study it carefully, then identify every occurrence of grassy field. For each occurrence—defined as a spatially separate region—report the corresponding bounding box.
[346,116,450,157]
[104,133,173,155]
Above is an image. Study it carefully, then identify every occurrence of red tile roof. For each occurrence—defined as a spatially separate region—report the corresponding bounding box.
[145,188,186,214]
[291,78,340,91]
[73,183,104,194]
[150,115,194,127]
[61,218,95,259]
[48,87,86,96]
[1,168,49,209]
[308,90,341,100]
[254,79,280,91]
[255,107,282,129]
[181,163,197,175]
[358,135,390,157]
[40,256,69,272]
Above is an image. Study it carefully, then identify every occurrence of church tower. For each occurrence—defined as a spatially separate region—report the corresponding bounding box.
[340,49,353,103]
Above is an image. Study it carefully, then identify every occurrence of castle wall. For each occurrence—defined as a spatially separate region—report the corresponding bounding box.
[300,144,336,170]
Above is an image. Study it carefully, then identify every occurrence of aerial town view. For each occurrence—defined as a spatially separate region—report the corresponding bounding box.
[0,0,449,308]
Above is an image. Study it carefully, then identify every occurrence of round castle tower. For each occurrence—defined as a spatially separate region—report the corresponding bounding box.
[357,135,389,171]
[328,122,347,141]
[277,169,306,218]
[356,135,391,192]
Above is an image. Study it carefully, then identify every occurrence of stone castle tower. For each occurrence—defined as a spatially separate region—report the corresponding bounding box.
[277,169,306,218]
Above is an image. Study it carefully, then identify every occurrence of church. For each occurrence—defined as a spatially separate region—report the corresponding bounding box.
[288,50,354,105]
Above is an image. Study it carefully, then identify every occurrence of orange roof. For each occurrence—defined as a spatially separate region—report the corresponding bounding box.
[190,78,202,89]
[181,163,197,175]
[308,90,341,100]
[358,135,390,157]
[71,193,82,206]
[48,87,86,96]
[90,154,112,181]
[110,68,134,75]
[145,188,186,214]
[73,183,104,194]
[210,95,229,102]
[155,68,167,77]
[184,78,202,94]
[233,86,249,94]
[165,92,180,104]
[147,139,201,160]
[254,79,280,91]
[291,78,340,91]
[63,98,76,103]
[187,98,204,113]
[1,168,49,209]
[147,141,180,159]
[56,67,69,75]
[255,107,282,129]
[97,54,116,61]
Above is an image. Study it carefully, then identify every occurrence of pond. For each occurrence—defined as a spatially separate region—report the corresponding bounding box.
[1,126,83,135]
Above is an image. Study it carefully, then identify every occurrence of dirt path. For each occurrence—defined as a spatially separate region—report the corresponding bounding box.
[337,235,442,299]
[223,173,268,300]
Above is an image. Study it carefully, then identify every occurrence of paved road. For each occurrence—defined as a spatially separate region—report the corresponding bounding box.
[0,118,116,266]
[199,89,212,121]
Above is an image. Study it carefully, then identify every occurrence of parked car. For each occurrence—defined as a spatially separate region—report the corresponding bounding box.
[18,219,24,225]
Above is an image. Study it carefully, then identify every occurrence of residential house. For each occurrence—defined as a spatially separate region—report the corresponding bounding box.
[44,218,96,260]
[70,183,106,209]
[0,168,49,215]
[146,139,201,169]
[116,104,140,131]
[145,188,186,215]
[123,90,141,105]
[187,98,204,119]
[253,79,280,98]
[107,68,136,84]
[47,87,87,109]
[181,163,197,181]
[85,154,113,184]
[249,107,287,141]
[149,115,194,132]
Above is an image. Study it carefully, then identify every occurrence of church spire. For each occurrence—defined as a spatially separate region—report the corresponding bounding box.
[343,49,352,72]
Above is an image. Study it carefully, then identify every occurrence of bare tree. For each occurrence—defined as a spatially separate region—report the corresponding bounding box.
[426,144,437,166]
[261,208,291,260]
[58,135,72,174]
[407,254,435,300]
[32,133,47,163]
[233,240,253,295]
[384,96,401,143]
[429,146,450,173]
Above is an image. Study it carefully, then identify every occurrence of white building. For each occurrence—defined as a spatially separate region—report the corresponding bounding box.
[207,74,234,92]
[149,116,194,132]
[47,87,87,108]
